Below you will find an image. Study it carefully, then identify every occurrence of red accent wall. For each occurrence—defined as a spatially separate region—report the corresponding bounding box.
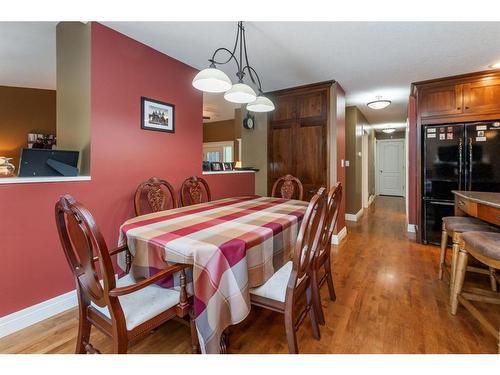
[335,84,346,231]
[0,23,254,318]
[408,96,417,225]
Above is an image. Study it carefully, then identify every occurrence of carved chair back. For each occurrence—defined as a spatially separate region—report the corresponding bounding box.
[134,177,177,216]
[271,174,304,201]
[55,195,117,309]
[317,183,342,260]
[180,176,212,206]
[287,187,327,294]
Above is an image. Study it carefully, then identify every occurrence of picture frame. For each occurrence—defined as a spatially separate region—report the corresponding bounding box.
[141,96,175,133]
[222,162,234,171]
[210,162,223,172]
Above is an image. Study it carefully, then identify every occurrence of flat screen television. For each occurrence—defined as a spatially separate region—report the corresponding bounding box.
[18,148,80,177]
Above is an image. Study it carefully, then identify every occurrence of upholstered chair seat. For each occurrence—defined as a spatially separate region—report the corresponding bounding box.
[459,232,500,261]
[92,274,181,330]
[442,216,483,228]
[250,262,306,302]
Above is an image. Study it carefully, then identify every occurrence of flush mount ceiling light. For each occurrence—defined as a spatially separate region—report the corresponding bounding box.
[192,21,274,112]
[367,96,391,110]
[489,62,500,69]
[382,128,396,134]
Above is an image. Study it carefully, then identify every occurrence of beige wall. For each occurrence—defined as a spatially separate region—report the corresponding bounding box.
[0,86,56,171]
[345,106,371,215]
[240,107,268,196]
[367,128,376,197]
[375,130,405,140]
[56,22,91,175]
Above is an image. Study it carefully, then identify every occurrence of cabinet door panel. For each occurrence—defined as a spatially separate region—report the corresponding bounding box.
[463,78,500,114]
[268,124,294,192]
[419,84,463,118]
[297,91,327,120]
[270,96,296,122]
[296,122,327,201]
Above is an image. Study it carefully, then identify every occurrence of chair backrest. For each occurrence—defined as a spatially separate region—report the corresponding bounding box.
[271,174,304,201]
[290,187,327,286]
[134,177,177,216]
[55,195,116,308]
[180,176,211,206]
[318,183,343,256]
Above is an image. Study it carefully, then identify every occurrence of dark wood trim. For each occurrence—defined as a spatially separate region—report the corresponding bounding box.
[411,69,500,89]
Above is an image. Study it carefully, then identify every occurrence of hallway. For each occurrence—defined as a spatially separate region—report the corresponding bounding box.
[0,196,497,353]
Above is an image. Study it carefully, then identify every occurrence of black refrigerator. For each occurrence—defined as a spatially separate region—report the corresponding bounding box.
[422,121,500,244]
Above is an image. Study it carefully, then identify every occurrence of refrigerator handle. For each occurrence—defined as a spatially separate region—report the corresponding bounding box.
[468,137,473,191]
[458,137,462,190]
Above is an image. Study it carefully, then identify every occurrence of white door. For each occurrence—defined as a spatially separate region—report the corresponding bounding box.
[376,139,405,196]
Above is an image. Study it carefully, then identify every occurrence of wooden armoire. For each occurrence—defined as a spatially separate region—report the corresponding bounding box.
[267,81,335,201]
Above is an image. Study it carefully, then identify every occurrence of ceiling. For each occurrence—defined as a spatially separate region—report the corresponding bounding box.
[2,21,500,129]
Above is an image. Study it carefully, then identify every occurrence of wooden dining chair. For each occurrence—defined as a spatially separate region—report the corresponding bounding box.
[249,187,327,354]
[311,183,342,325]
[55,195,192,354]
[271,174,304,201]
[134,177,177,216]
[180,176,211,207]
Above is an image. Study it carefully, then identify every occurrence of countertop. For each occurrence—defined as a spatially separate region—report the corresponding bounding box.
[452,190,500,209]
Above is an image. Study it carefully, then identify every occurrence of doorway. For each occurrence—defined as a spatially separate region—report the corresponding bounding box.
[376,139,405,197]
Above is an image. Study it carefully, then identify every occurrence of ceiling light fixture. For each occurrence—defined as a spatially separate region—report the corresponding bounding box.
[382,128,396,134]
[367,96,391,110]
[192,21,274,112]
[489,62,500,69]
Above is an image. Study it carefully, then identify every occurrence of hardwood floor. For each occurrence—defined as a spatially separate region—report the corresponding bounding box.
[0,196,497,354]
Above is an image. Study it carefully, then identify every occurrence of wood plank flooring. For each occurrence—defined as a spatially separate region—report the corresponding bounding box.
[0,196,497,354]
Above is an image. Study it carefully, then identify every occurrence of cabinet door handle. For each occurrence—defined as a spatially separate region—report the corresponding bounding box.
[457,107,461,110]
[465,106,469,110]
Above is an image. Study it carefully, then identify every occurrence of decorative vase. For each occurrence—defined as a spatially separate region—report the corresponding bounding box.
[0,157,15,177]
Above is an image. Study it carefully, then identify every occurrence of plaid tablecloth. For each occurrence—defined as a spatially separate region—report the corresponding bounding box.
[117,196,308,353]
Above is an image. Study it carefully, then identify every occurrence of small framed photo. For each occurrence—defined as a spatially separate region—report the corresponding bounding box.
[141,97,175,133]
[222,162,234,171]
[210,162,223,171]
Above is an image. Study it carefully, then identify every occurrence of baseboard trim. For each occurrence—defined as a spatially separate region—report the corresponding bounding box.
[345,208,364,222]
[331,226,347,245]
[0,289,78,339]
[407,224,417,233]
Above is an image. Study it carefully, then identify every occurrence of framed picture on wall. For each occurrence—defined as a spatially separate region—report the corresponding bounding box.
[141,97,175,133]
[222,162,234,171]
[210,162,223,172]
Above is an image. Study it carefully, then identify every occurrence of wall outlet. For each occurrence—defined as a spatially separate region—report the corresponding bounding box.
[345,160,350,167]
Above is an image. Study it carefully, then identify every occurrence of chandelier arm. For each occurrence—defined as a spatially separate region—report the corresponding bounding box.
[209,22,241,70]
[210,47,241,73]
[242,65,263,93]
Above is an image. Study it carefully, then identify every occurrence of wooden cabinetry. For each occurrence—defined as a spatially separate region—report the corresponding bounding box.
[268,82,332,201]
[416,71,500,124]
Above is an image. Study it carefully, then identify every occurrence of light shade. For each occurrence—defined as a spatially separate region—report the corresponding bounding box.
[367,99,391,110]
[192,68,232,93]
[224,83,257,104]
[382,128,396,134]
[246,95,275,112]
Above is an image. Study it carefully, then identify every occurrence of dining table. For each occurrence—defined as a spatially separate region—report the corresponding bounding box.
[117,195,308,354]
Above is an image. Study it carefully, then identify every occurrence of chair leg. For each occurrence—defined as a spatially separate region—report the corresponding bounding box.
[284,307,298,354]
[112,338,128,354]
[451,249,468,315]
[449,242,460,302]
[324,256,336,301]
[438,229,448,280]
[489,267,498,292]
[306,285,321,340]
[311,269,325,326]
[75,308,91,354]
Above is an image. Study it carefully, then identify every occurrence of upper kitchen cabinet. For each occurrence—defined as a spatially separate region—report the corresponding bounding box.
[418,83,463,118]
[414,70,500,124]
[463,77,500,115]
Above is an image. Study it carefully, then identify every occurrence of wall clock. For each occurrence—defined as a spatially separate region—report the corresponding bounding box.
[243,114,255,130]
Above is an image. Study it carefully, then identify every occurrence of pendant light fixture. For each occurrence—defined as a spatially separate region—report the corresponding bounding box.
[367,96,391,110]
[192,21,274,112]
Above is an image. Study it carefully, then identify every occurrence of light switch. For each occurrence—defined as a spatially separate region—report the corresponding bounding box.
[345,160,350,167]
[341,159,344,167]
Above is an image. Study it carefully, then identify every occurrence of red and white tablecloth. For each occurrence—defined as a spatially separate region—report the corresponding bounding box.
[118,196,307,353]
